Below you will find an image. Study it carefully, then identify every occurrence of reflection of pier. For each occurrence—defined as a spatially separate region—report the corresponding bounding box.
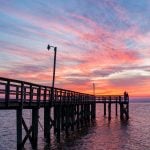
[0,77,129,150]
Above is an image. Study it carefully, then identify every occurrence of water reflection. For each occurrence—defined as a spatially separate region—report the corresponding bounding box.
[0,103,150,149]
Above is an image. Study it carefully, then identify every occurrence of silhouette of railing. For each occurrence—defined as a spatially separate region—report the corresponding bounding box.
[95,95,129,103]
[0,77,95,108]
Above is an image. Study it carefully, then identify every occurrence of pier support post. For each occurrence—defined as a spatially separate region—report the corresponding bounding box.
[61,105,65,131]
[108,97,111,120]
[32,108,39,149]
[77,104,79,129]
[116,99,118,116]
[91,102,96,120]
[120,103,123,120]
[56,104,61,142]
[120,103,129,120]
[87,103,90,122]
[94,102,96,119]
[93,102,96,119]
[104,101,106,116]
[108,102,111,120]
[65,104,69,135]
[81,104,84,127]
[16,109,22,150]
[71,104,75,131]
[44,107,50,143]
[54,105,57,134]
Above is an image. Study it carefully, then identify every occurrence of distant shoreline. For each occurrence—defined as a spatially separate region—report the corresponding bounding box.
[129,100,150,103]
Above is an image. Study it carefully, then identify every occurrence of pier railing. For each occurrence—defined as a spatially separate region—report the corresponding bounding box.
[0,77,129,109]
[0,77,95,108]
[95,95,128,103]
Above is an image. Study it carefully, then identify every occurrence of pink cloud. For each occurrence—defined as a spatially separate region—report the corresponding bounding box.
[88,0,130,23]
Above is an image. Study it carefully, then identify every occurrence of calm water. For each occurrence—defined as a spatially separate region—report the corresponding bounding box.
[0,103,150,150]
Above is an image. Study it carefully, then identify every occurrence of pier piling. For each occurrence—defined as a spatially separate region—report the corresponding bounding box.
[32,108,39,149]
[104,100,106,116]
[44,107,50,143]
[108,101,111,120]
[16,109,22,150]
[116,98,118,116]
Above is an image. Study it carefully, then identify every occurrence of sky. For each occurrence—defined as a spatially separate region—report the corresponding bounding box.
[0,0,150,98]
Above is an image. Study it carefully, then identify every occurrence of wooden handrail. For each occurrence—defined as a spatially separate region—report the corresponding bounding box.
[0,77,128,105]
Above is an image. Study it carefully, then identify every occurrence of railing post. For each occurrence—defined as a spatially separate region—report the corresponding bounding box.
[21,82,24,108]
[44,87,47,104]
[5,80,10,107]
[37,86,41,107]
[24,86,26,102]
[30,85,33,104]
[16,86,19,101]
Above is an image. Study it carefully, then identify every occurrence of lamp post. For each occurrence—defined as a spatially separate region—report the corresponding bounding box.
[44,44,57,142]
[47,44,57,89]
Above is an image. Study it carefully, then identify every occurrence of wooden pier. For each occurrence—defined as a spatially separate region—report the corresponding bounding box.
[0,77,129,149]
[96,95,129,120]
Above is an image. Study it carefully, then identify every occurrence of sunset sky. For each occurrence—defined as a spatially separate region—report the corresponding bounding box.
[0,0,150,98]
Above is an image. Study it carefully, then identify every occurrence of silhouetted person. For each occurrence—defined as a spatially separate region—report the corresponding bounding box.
[124,91,127,101]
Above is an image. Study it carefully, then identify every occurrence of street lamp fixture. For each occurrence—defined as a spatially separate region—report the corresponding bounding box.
[47,44,57,89]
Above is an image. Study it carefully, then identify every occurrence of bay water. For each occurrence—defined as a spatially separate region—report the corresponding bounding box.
[0,102,150,150]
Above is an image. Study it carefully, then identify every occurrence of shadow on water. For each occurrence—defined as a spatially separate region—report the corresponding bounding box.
[44,121,97,150]
[120,119,130,127]
[44,117,131,150]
